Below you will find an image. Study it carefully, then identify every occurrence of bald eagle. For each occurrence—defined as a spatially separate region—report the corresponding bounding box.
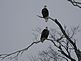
[40,27,49,43]
[42,5,49,22]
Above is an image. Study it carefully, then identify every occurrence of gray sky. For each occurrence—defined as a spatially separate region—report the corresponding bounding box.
[0,0,81,61]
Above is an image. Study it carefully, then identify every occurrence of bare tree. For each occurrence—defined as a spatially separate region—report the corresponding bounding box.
[47,17,81,61]
[31,24,80,61]
[0,1,81,61]
[0,12,80,61]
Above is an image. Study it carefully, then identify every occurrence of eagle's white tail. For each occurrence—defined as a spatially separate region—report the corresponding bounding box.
[40,38,46,43]
[45,16,49,22]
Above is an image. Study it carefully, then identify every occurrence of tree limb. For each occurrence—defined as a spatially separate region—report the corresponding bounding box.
[49,17,81,61]
[68,0,81,8]
[0,41,41,60]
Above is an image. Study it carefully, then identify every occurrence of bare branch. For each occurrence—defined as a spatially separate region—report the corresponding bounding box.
[70,25,80,39]
[49,17,77,49]
[37,15,43,18]
[68,0,81,8]
[38,46,63,61]
[58,55,69,61]
[0,41,41,60]
[46,17,77,61]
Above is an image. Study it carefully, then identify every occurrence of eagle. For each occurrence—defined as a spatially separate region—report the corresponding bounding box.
[42,5,49,22]
[40,27,49,43]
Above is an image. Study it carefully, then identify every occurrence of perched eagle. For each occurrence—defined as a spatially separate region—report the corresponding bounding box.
[42,5,49,22]
[40,27,49,43]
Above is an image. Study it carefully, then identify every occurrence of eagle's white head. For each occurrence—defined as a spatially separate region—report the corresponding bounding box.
[46,27,48,29]
[44,5,47,8]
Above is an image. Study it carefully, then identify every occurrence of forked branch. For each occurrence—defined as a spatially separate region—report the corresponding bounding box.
[49,17,81,61]
[68,0,81,8]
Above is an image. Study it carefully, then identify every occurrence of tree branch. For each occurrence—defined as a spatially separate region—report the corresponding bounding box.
[0,41,41,60]
[68,0,81,8]
[49,17,80,61]
[47,38,75,61]
[49,17,77,49]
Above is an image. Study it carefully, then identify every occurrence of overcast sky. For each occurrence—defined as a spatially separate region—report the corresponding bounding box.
[0,0,81,61]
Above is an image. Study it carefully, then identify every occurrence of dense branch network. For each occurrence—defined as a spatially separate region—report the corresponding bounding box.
[47,35,75,61]
[38,46,69,61]
[37,14,81,61]
[49,17,81,61]
[68,0,81,8]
